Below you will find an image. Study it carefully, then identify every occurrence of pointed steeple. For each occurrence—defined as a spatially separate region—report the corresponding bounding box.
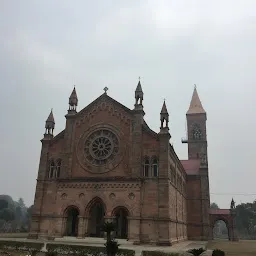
[187,85,206,115]
[45,109,55,137]
[47,109,55,123]
[135,79,144,106]
[160,100,169,133]
[161,100,168,114]
[68,86,78,113]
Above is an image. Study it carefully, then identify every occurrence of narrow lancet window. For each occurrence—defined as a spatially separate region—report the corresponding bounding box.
[143,157,150,177]
[56,159,61,178]
[49,161,55,179]
[152,157,158,177]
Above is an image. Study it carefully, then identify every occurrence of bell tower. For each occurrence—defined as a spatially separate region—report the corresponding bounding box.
[182,85,210,240]
[183,85,208,167]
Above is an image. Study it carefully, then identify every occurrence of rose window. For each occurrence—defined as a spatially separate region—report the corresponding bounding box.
[84,129,119,166]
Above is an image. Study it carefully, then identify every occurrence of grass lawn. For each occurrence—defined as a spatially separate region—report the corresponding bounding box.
[207,240,256,256]
[0,250,31,256]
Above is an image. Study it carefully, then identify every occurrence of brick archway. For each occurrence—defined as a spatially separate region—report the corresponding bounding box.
[209,209,238,241]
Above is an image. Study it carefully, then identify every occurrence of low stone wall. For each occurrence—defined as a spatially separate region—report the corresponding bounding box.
[0,232,28,238]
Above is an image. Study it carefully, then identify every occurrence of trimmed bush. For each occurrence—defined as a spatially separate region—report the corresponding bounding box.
[187,248,205,256]
[212,249,225,256]
[142,251,180,256]
[46,243,135,256]
[0,240,44,251]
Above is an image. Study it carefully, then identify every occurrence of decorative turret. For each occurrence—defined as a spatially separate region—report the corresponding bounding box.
[160,100,169,133]
[68,86,78,113]
[44,109,55,137]
[134,79,144,110]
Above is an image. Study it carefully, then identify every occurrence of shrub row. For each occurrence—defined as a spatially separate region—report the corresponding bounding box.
[46,243,135,256]
[0,240,44,251]
[143,248,225,256]
[142,251,180,256]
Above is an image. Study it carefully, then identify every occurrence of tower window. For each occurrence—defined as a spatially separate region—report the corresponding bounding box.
[192,124,202,140]
[56,159,61,178]
[49,160,55,179]
[152,157,158,177]
[143,157,150,177]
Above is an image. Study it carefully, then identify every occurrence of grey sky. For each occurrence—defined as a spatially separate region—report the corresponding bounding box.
[0,0,255,208]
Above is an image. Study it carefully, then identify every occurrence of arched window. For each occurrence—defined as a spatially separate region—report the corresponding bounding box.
[152,157,158,177]
[56,159,61,178]
[143,157,150,177]
[49,160,55,179]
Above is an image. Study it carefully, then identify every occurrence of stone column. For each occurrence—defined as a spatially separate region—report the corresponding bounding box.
[104,216,115,240]
[61,217,68,237]
[77,216,85,238]
[53,217,63,238]
[127,217,140,244]
[84,217,89,237]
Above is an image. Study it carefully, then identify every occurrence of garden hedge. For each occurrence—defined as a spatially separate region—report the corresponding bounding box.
[46,243,135,256]
[142,251,180,256]
[0,240,44,251]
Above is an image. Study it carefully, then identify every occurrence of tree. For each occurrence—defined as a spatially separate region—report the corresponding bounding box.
[211,202,219,209]
[0,208,15,222]
[0,200,8,210]
[18,198,26,209]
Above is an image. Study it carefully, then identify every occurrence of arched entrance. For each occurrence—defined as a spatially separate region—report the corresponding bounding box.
[64,206,79,237]
[112,207,129,239]
[213,220,229,240]
[209,209,238,241]
[87,198,105,237]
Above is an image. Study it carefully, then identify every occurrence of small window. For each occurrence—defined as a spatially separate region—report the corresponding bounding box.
[152,157,158,177]
[49,161,55,179]
[56,159,61,178]
[143,158,150,177]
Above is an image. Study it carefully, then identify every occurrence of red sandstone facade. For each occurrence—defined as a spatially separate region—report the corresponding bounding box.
[29,82,236,244]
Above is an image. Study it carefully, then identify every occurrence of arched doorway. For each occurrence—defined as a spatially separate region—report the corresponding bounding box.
[65,206,79,237]
[87,198,105,237]
[213,220,229,240]
[112,207,129,239]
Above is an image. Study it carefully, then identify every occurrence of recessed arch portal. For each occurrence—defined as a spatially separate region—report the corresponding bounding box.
[64,206,79,237]
[112,206,129,239]
[86,197,106,237]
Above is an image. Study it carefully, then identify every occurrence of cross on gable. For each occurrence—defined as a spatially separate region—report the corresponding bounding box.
[103,87,108,94]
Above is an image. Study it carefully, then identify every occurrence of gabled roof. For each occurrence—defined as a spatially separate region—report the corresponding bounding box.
[142,120,158,138]
[180,159,200,175]
[187,86,206,115]
[76,92,133,118]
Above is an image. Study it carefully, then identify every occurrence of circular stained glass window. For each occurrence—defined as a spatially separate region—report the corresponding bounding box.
[84,129,119,166]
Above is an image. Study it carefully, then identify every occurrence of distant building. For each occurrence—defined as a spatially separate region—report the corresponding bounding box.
[28,81,237,244]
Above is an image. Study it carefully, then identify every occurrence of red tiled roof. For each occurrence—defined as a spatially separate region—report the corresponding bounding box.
[180,159,200,175]
[210,209,230,215]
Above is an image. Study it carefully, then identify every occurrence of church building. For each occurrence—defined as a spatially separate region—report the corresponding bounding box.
[29,81,237,245]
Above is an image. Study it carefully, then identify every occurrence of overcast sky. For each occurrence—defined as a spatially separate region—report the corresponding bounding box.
[0,0,255,208]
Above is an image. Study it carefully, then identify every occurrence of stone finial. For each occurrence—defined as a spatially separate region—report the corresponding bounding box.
[135,79,144,106]
[69,86,78,112]
[45,109,55,136]
[160,100,169,131]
